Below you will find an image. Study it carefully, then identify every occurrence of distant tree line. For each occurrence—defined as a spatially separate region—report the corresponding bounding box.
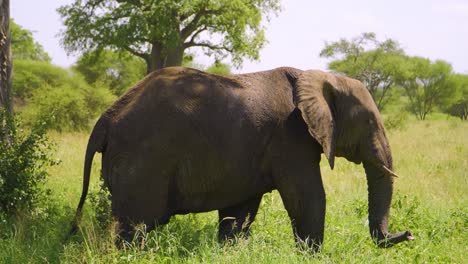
[321,32,468,120]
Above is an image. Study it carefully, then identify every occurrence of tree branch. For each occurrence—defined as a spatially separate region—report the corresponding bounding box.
[184,41,233,52]
[180,6,225,41]
[123,45,148,60]
[182,25,207,49]
[180,7,207,40]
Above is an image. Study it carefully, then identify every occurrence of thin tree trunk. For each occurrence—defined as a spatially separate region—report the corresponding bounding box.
[0,0,12,114]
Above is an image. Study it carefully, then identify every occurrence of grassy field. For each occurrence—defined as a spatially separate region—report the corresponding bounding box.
[0,117,467,263]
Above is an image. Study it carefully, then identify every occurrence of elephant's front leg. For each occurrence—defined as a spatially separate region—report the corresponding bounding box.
[275,164,326,252]
[218,196,263,241]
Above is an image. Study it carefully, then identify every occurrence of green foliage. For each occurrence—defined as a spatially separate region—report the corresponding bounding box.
[89,178,112,232]
[205,62,232,75]
[12,59,116,131]
[58,0,281,72]
[320,32,405,110]
[10,20,51,62]
[384,111,409,130]
[22,81,115,132]
[23,84,90,131]
[12,59,71,99]
[0,110,56,216]
[74,49,146,96]
[444,74,468,120]
[396,57,456,120]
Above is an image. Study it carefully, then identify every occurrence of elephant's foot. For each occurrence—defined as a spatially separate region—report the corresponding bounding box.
[375,230,415,248]
[217,197,262,242]
[294,233,323,253]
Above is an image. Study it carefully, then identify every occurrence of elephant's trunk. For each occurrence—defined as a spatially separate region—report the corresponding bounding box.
[363,160,414,247]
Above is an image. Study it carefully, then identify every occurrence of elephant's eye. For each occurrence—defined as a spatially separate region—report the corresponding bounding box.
[367,118,374,125]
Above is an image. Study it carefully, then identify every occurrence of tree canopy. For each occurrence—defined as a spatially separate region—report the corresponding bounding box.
[10,20,51,62]
[74,49,146,96]
[58,0,281,73]
[445,74,468,120]
[320,32,405,110]
[396,57,456,120]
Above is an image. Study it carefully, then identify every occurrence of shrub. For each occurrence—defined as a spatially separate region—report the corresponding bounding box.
[205,62,232,76]
[384,111,409,130]
[21,80,116,132]
[446,100,468,120]
[22,84,91,131]
[12,60,72,100]
[84,80,117,115]
[0,110,57,216]
[89,177,113,232]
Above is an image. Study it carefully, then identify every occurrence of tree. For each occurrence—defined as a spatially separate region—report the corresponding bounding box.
[320,32,405,110]
[58,0,281,73]
[0,0,12,115]
[205,61,231,75]
[445,74,468,120]
[74,49,146,95]
[10,20,51,62]
[397,57,456,120]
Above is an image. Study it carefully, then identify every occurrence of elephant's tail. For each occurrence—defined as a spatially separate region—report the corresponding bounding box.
[69,117,108,236]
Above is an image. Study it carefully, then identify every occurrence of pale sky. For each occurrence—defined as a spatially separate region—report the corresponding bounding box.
[10,0,468,74]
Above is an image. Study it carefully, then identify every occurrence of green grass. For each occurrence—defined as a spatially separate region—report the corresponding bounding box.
[1,117,467,263]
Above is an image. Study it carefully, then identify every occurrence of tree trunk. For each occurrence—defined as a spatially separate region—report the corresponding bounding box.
[0,0,12,114]
[146,43,184,74]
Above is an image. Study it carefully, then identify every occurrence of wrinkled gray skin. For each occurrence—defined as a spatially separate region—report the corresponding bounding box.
[72,67,414,251]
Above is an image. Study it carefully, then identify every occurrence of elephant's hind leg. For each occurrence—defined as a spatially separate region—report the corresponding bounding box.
[218,195,263,241]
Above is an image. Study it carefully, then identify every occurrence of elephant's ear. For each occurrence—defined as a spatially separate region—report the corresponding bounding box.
[293,70,337,169]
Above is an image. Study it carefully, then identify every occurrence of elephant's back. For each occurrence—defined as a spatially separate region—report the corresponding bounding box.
[100,67,252,150]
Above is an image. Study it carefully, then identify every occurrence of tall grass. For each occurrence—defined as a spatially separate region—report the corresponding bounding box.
[1,118,466,263]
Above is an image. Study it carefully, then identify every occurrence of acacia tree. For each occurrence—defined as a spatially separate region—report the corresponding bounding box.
[397,57,455,120]
[445,74,468,120]
[320,32,405,110]
[0,0,12,114]
[58,0,281,73]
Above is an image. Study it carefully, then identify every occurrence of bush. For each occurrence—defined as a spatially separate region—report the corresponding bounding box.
[21,80,116,132]
[384,111,409,130]
[205,62,232,76]
[446,100,468,120]
[89,177,113,232]
[0,110,57,216]
[13,60,72,100]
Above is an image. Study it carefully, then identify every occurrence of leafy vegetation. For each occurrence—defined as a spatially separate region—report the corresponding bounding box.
[444,74,468,120]
[58,0,281,72]
[321,32,468,120]
[22,82,115,131]
[320,32,405,110]
[13,59,72,100]
[10,20,51,62]
[13,59,116,131]
[0,110,56,217]
[73,49,146,96]
[396,57,456,120]
[205,61,232,75]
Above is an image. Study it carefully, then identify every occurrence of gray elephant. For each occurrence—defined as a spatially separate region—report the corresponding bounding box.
[71,67,414,251]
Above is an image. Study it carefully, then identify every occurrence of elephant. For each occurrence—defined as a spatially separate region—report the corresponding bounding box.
[71,66,414,251]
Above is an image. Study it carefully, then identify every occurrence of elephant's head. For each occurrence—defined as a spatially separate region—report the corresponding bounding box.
[293,70,414,247]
